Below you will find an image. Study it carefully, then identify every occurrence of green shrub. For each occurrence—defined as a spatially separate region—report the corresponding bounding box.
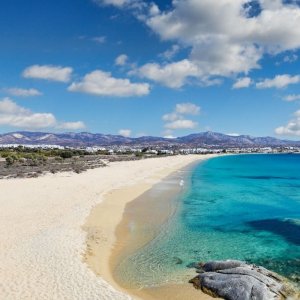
[135,152,143,157]
[60,151,73,159]
[5,156,14,166]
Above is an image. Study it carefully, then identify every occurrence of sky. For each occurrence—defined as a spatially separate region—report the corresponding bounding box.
[1,0,300,139]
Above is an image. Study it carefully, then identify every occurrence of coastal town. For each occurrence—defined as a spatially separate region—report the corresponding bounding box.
[0,141,299,180]
[1,142,300,155]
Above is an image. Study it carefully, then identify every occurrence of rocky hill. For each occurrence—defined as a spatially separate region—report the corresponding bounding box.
[0,131,299,148]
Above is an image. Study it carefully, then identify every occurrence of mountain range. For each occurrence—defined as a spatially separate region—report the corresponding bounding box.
[0,131,299,148]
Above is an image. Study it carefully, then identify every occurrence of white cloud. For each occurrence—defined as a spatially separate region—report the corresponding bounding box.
[23,65,73,82]
[136,59,199,88]
[283,54,298,63]
[226,133,240,137]
[57,121,86,130]
[162,102,200,122]
[0,98,85,130]
[92,36,106,44]
[275,110,300,136]
[115,54,128,66]
[162,112,180,122]
[94,0,127,7]
[232,77,252,89]
[164,135,176,139]
[149,3,160,16]
[0,98,56,129]
[118,129,131,137]
[103,0,300,87]
[160,44,180,60]
[165,119,197,130]
[146,0,300,72]
[68,70,150,97]
[175,103,200,115]
[93,0,142,8]
[4,87,42,97]
[283,94,300,102]
[162,102,200,131]
[256,74,300,89]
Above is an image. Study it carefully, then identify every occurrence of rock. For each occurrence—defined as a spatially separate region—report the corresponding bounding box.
[201,260,245,272]
[189,260,298,300]
[186,262,202,269]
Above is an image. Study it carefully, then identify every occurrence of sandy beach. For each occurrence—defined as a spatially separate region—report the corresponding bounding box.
[0,154,216,300]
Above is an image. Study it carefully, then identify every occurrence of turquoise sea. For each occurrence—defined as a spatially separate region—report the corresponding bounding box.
[116,154,300,288]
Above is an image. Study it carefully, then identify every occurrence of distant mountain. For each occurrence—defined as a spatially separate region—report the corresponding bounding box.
[0,131,299,148]
[176,132,299,147]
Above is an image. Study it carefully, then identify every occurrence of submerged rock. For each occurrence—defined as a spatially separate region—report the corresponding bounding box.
[189,260,298,300]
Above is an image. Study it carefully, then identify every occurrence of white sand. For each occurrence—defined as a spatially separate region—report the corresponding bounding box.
[0,155,215,300]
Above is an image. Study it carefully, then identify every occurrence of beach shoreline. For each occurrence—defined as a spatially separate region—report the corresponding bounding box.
[83,154,218,300]
[0,154,216,300]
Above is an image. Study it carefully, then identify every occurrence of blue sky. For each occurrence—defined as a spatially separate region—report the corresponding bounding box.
[1,0,300,139]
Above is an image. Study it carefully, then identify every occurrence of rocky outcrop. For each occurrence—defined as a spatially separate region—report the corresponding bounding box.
[189,260,298,300]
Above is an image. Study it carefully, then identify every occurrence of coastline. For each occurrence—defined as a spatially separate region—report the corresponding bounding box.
[83,154,218,300]
[0,154,216,300]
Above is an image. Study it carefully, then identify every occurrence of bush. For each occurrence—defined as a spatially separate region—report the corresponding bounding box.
[60,151,73,159]
[5,156,14,166]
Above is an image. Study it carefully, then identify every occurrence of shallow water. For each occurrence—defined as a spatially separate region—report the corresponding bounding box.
[115,154,300,288]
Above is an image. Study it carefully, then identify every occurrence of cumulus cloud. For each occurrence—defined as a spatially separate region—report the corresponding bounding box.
[165,119,197,130]
[23,65,73,82]
[163,102,200,122]
[0,98,85,130]
[275,110,300,136]
[146,0,300,72]
[4,87,42,97]
[283,94,300,102]
[118,129,131,137]
[175,103,200,115]
[57,121,86,130]
[232,77,252,89]
[162,102,200,131]
[115,54,128,66]
[100,0,300,87]
[68,70,150,97]
[162,112,180,122]
[0,98,56,129]
[256,74,300,89]
[135,59,199,88]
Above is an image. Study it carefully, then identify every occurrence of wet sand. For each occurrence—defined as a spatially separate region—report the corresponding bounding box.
[111,166,215,300]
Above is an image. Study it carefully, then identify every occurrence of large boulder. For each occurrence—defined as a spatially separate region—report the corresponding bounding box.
[189,260,298,300]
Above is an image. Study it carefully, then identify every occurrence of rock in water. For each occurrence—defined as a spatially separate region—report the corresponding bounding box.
[189,260,298,300]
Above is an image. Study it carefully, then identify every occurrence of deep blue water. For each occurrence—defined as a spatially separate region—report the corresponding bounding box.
[116,154,300,288]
